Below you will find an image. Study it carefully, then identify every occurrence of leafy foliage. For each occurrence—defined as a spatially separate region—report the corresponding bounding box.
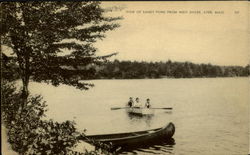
[1,2,121,154]
[1,80,116,154]
[1,53,20,81]
[1,2,120,91]
[1,80,79,154]
[1,80,112,155]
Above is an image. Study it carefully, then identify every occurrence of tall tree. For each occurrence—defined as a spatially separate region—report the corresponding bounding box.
[1,2,120,110]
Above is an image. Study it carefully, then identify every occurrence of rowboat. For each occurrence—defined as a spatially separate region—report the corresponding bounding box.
[110,106,155,116]
[78,122,175,147]
[126,107,155,116]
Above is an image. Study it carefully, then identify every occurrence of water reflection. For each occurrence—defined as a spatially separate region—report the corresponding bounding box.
[125,109,173,128]
[28,78,248,154]
[164,111,173,114]
[118,110,175,154]
[126,112,154,128]
[118,138,175,154]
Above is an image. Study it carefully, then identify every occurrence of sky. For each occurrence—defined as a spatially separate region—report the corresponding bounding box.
[95,1,249,66]
[2,2,248,67]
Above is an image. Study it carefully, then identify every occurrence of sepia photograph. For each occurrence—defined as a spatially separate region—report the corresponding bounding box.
[1,1,249,155]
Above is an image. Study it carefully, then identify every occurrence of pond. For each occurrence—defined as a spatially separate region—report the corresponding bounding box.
[28,77,249,155]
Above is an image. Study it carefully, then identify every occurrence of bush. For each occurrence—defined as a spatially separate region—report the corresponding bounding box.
[1,80,115,154]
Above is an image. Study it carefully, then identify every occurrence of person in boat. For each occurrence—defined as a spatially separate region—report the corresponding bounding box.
[127,97,133,107]
[145,98,151,108]
[134,97,142,108]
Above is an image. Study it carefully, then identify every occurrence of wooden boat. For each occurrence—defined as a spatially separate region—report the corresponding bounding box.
[78,122,175,147]
[126,107,155,116]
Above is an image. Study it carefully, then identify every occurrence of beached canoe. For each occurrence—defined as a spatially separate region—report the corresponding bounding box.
[126,107,155,115]
[78,122,175,147]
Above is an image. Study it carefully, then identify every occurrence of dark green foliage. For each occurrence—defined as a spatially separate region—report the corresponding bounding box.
[96,60,250,79]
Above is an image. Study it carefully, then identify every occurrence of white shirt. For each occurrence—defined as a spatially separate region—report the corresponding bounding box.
[134,101,142,107]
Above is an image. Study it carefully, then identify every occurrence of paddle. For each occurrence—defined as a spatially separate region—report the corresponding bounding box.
[110,107,172,110]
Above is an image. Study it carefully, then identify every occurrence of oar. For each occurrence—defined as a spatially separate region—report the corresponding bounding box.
[111,107,128,110]
[151,107,172,110]
[110,106,144,110]
[111,107,172,110]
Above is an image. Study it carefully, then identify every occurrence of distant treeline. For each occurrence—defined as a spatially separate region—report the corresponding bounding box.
[94,60,250,79]
[2,55,250,80]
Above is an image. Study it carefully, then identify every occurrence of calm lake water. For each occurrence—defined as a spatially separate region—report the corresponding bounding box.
[28,77,249,155]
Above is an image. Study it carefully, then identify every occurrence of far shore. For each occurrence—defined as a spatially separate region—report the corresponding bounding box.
[82,76,249,81]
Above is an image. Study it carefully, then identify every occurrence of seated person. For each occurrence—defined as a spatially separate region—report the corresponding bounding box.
[127,97,133,107]
[145,98,151,108]
[134,97,142,108]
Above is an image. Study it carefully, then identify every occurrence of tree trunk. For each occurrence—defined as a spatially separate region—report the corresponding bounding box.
[20,77,29,114]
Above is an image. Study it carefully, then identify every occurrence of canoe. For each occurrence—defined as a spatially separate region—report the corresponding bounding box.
[78,122,175,147]
[126,107,155,116]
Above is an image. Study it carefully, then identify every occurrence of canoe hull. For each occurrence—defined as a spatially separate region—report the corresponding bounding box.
[107,122,175,146]
[79,122,175,147]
